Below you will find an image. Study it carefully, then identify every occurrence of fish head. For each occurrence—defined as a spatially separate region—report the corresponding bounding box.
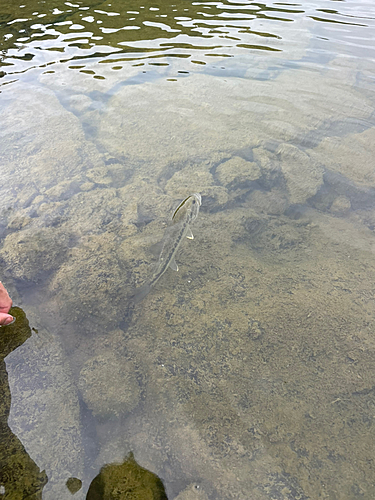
[191,193,202,206]
[189,193,201,221]
[172,193,202,222]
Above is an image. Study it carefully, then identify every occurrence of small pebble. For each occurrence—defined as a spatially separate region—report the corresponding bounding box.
[66,477,82,494]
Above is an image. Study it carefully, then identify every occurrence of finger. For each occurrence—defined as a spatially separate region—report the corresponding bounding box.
[0,282,13,313]
[0,312,15,326]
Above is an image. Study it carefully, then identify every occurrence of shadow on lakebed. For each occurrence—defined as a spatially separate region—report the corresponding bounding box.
[0,306,48,499]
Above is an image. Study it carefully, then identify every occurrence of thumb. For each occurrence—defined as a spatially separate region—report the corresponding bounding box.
[0,313,15,326]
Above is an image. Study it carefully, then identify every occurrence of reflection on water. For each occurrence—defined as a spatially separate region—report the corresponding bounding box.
[1,0,294,74]
[1,0,374,85]
[1,0,375,499]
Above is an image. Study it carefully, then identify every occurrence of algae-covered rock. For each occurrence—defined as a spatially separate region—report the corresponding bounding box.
[61,188,128,237]
[80,181,96,192]
[241,215,307,256]
[49,232,133,332]
[86,452,168,500]
[252,145,283,189]
[202,185,229,212]
[44,178,82,201]
[330,195,351,214]
[308,127,375,188]
[0,227,69,281]
[276,143,324,205]
[78,352,141,419]
[246,188,288,215]
[165,167,214,200]
[16,184,40,209]
[86,167,113,186]
[118,180,172,224]
[0,307,32,360]
[66,476,82,494]
[216,157,261,188]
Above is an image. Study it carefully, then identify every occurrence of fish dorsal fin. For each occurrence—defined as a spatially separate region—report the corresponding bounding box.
[186,226,194,240]
[169,258,179,271]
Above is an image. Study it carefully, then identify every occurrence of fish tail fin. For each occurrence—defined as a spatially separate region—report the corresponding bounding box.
[132,284,152,305]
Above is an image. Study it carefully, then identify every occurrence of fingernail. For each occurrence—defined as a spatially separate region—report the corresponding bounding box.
[4,316,15,326]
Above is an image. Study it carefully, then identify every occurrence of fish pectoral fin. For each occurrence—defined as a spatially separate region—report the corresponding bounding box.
[186,226,194,240]
[169,258,179,271]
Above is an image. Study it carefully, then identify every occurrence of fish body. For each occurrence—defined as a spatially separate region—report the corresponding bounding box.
[133,193,201,303]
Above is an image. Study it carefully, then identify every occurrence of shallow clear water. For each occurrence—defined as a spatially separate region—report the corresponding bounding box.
[1,1,375,499]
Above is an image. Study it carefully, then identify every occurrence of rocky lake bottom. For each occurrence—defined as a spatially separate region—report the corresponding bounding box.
[1,13,375,498]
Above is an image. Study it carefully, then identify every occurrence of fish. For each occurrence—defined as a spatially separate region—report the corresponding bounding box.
[133,193,202,304]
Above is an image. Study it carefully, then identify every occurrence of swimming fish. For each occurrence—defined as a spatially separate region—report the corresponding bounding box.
[133,193,202,304]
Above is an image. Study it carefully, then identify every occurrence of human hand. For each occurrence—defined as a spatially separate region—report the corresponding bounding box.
[0,282,15,326]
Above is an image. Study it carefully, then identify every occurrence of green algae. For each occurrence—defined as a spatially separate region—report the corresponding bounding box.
[66,476,83,495]
[86,452,167,500]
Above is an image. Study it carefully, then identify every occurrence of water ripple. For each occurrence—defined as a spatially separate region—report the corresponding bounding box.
[0,0,374,84]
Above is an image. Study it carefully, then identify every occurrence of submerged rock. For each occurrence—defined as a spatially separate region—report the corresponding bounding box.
[44,178,82,202]
[216,157,261,189]
[308,127,375,188]
[330,195,351,214]
[0,227,69,281]
[66,477,82,495]
[86,167,113,186]
[276,143,324,205]
[78,352,141,419]
[49,232,133,332]
[165,167,214,200]
[246,188,288,215]
[86,452,168,500]
[202,185,229,212]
